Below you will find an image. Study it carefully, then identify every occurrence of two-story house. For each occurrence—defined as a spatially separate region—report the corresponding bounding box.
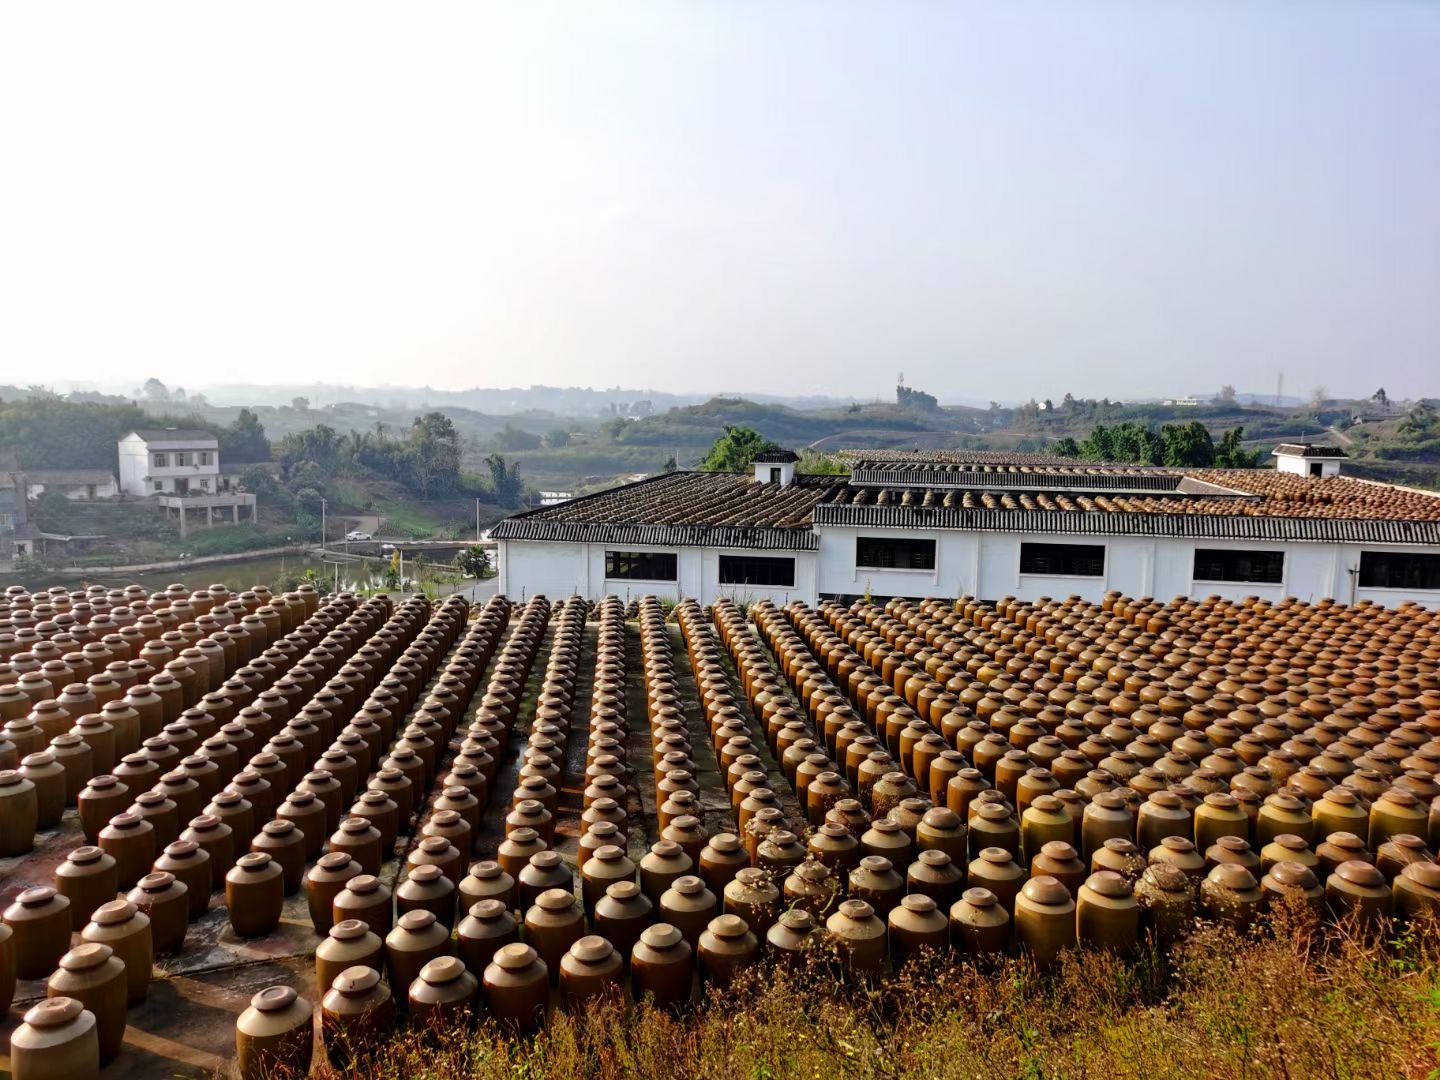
[117,429,258,536]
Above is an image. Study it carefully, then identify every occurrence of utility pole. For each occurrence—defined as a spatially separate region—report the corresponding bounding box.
[320,498,327,552]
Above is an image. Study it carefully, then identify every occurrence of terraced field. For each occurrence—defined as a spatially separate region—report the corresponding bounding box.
[0,584,1437,1077]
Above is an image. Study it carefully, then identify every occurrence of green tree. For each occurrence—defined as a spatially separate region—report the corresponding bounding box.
[1160,420,1216,467]
[1053,436,1081,457]
[221,408,270,462]
[1215,427,1262,468]
[543,428,571,449]
[454,544,493,578]
[482,453,525,506]
[699,425,780,472]
[661,455,678,473]
[408,412,462,496]
[1080,423,1115,461]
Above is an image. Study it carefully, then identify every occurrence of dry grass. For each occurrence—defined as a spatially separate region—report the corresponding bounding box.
[293,915,1440,1080]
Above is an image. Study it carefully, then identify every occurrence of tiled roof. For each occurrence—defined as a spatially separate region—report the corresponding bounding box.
[1274,443,1347,458]
[753,450,800,463]
[491,471,841,549]
[493,456,1440,548]
[126,429,219,444]
[839,448,1090,467]
[22,469,116,485]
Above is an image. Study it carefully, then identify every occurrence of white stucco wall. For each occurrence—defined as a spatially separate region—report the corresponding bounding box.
[498,539,819,605]
[499,532,1440,609]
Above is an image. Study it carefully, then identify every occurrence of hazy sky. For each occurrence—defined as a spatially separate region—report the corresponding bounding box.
[3,2,1437,403]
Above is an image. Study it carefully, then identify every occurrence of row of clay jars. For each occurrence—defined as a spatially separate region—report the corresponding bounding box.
[195,591,483,942]
[0,591,412,869]
[783,601,1440,864]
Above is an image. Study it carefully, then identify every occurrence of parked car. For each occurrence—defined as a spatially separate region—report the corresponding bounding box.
[345,530,374,541]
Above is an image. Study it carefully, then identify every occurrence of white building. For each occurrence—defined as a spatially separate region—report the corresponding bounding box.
[117,429,258,536]
[1272,442,1346,479]
[492,448,1440,608]
[22,469,118,501]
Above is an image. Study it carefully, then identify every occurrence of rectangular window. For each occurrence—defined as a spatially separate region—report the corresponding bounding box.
[153,480,163,492]
[856,536,936,570]
[1358,551,1440,591]
[199,451,212,466]
[175,452,191,466]
[199,478,210,490]
[1193,548,1284,584]
[0,512,12,527]
[1020,542,1105,577]
[152,453,169,467]
[719,555,796,587]
[605,550,678,581]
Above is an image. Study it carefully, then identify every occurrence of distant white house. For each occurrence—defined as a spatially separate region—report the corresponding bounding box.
[23,469,118,501]
[1163,396,1202,407]
[537,490,575,506]
[1272,443,1346,479]
[117,429,258,536]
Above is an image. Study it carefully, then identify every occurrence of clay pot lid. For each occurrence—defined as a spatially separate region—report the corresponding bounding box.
[901,893,938,914]
[330,919,371,941]
[187,813,221,832]
[263,820,298,840]
[1323,832,1365,851]
[773,907,815,934]
[962,887,998,908]
[68,845,106,865]
[858,855,894,873]
[921,807,962,830]
[86,774,121,790]
[1204,793,1238,809]
[409,864,446,885]
[978,847,1014,865]
[417,836,453,856]
[535,889,574,912]
[92,899,137,925]
[24,997,85,1027]
[494,942,538,971]
[286,791,318,807]
[345,874,380,895]
[1401,861,1440,889]
[1160,836,1196,854]
[1335,860,1386,887]
[469,861,502,880]
[1021,876,1072,906]
[237,852,273,871]
[421,955,467,984]
[333,966,381,994]
[469,898,507,920]
[606,880,641,901]
[137,871,177,892]
[59,942,114,971]
[251,985,300,1012]
[570,935,614,963]
[1215,836,1251,854]
[1040,841,1080,860]
[1273,834,1309,851]
[709,913,750,938]
[314,851,352,873]
[837,898,876,920]
[917,849,953,869]
[1103,838,1139,855]
[1268,862,1318,888]
[530,850,563,871]
[1388,833,1429,851]
[18,885,58,905]
[164,839,202,860]
[1085,871,1131,899]
[1208,864,1259,890]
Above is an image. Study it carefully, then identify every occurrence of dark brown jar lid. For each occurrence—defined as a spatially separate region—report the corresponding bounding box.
[569,935,613,963]
[330,920,371,941]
